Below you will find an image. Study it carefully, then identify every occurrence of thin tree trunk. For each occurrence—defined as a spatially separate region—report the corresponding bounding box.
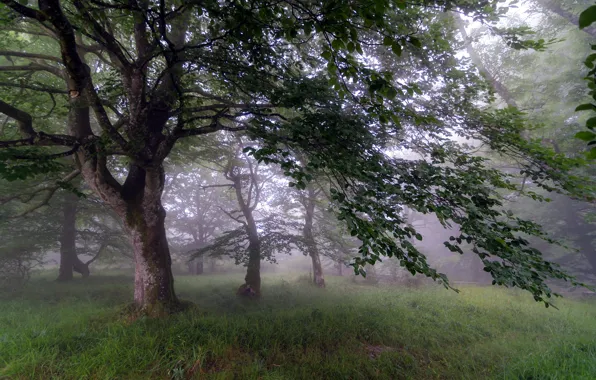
[195,256,204,275]
[304,186,325,287]
[57,192,89,281]
[537,0,596,38]
[454,14,519,109]
[243,213,261,296]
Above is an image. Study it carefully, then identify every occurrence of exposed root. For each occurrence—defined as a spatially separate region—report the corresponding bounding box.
[236,283,259,299]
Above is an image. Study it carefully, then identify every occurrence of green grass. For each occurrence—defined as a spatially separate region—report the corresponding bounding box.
[0,273,595,379]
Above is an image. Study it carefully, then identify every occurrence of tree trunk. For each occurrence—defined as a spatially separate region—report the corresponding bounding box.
[57,192,89,281]
[230,167,262,297]
[454,14,519,109]
[337,262,343,276]
[124,190,178,314]
[304,186,325,287]
[243,219,262,296]
[537,0,596,38]
[91,165,180,316]
[195,256,204,275]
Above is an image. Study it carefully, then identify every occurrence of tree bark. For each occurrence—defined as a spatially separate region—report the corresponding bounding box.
[122,166,179,314]
[56,192,89,281]
[303,186,325,287]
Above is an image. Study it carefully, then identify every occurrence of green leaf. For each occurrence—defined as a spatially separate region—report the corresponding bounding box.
[574,131,596,142]
[585,53,596,69]
[587,117,596,129]
[409,36,422,48]
[586,147,596,159]
[576,104,596,112]
[579,6,596,29]
[391,42,402,56]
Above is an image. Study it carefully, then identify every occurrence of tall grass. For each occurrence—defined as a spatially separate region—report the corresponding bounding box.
[0,273,595,379]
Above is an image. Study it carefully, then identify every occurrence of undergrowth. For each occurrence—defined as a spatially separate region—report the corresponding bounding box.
[0,273,595,379]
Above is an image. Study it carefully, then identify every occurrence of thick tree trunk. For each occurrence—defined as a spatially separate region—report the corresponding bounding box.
[304,186,325,287]
[125,192,178,314]
[57,192,89,281]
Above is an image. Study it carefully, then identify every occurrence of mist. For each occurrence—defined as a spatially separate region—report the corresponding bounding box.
[1,0,596,379]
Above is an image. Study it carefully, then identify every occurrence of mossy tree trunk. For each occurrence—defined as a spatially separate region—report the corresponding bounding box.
[122,165,178,313]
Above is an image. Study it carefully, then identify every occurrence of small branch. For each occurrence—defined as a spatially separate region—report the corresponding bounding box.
[0,81,67,94]
[85,242,106,266]
[220,206,247,226]
[12,187,59,217]
[175,122,247,139]
[178,103,275,115]
[9,145,80,160]
[0,63,63,78]
[0,50,63,64]
[201,183,235,189]
[0,132,78,148]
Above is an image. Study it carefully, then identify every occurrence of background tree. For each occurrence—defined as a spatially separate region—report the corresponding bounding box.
[0,0,590,314]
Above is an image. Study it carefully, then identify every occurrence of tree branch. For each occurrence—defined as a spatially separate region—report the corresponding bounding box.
[0,81,67,94]
[0,63,63,78]
[175,123,247,139]
[9,169,81,218]
[0,99,35,137]
[0,50,63,64]
[0,0,47,21]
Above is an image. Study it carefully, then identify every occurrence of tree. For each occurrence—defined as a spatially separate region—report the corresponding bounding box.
[163,164,234,275]
[300,183,326,287]
[0,0,589,314]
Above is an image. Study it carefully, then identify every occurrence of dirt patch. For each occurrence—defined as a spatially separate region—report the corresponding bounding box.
[363,343,397,360]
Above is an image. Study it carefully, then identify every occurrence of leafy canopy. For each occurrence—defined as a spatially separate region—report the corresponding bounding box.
[0,0,591,304]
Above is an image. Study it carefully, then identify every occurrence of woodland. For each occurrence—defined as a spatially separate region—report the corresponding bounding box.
[0,0,596,379]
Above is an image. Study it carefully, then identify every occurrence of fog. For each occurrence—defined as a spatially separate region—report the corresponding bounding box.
[1,0,596,378]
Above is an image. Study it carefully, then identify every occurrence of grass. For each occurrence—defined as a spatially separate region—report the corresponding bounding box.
[0,273,595,379]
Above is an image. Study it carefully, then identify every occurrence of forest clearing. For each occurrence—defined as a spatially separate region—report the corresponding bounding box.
[1,273,595,379]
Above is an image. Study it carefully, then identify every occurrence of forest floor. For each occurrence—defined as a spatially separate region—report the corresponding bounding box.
[0,273,595,379]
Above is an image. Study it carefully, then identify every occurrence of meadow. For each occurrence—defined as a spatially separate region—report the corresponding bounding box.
[0,273,595,379]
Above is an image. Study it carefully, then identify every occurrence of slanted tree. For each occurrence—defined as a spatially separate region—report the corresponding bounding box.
[0,0,591,314]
